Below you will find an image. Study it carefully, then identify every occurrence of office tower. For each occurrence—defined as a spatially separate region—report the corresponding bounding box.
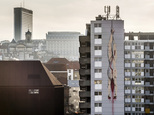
[46,32,80,61]
[79,7,124,115]
[14,7,33,41]
[124,32,154,114]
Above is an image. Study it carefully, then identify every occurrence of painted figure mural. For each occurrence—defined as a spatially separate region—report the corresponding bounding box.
[107,28,117,100]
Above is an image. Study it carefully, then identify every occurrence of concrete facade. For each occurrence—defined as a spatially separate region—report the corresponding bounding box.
[46,32,80,61]
[124,32,154,115]
[79,15,124,115]
[90,20,124,115]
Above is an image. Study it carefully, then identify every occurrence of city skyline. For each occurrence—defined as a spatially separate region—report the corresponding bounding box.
[0,0,154,41]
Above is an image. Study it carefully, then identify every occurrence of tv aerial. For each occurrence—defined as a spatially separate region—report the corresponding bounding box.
[104,5,120,20]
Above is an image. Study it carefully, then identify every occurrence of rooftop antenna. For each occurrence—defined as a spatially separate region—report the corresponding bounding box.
[23,0,25,8]
[116,6,120,20]
[20,2,22,7]
[104,6,110,20]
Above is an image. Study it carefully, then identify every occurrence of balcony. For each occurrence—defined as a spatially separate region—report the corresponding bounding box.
[79,80,90,86]
[79,58,90,64]
[145,64,150,68]
[79,91,90,97]
[145,73,150,77]
[145,46,150,50]
[145,55,154,60]
[145,90,154,95]
[145,55,150,59]
[79,69,90,75]
[145,100,153,104]
[145,91,150,95]
[79,47,90,54]
[145,82,154,87]
[145,82,150,86]
[79,36,90,43]
[79,102,90,108]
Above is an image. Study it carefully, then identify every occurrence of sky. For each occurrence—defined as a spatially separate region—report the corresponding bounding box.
[0,0,154,41]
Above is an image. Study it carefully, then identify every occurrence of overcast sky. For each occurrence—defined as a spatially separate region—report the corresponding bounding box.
[0,0,154,41]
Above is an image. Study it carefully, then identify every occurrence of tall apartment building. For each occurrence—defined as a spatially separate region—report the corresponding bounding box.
[79,24,91,114]
[46,32,80,61]
[14,7,33,41]
[79,13,124,115]
[124,32,154,115]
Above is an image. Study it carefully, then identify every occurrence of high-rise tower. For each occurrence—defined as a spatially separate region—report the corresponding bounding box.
[79,6,124,115]
[14,7,33,41]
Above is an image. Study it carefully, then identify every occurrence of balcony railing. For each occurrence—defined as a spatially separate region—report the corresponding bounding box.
[79,47,90,53]
[79,58,90,64]
[79,91,90,97]
[79,102,90,108]
[79,69,90,75]
[79,80,90,86]
[79,36,90,42]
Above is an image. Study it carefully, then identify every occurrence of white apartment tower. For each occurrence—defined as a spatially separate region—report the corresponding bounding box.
[79,6,125,115]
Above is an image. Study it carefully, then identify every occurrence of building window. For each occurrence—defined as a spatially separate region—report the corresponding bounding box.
[94,80,102,84]
[95,103,102,107]
[95,103,102,112]
[95,69,102,73]
[95,46,102,50]
[94,57,102,61]
[94,35,102,39]
[28,89,39,94]
[95,92,102,101]
[69,70,71,73]
[94,23,101,27]
[95,92,102,95]
[94,80,102,90]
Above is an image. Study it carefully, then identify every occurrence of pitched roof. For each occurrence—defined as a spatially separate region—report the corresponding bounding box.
[67,61,80,70]
[46,58,79,70]
[42,64,61,85]
[43,63,67,71]
[11,39,16,43]
[0,61,62,86]
[47,58,69,64]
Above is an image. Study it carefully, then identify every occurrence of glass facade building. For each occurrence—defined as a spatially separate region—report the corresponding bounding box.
[14,7,33,41]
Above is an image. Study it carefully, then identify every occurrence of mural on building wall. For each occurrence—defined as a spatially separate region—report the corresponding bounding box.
[107,28,117,100]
